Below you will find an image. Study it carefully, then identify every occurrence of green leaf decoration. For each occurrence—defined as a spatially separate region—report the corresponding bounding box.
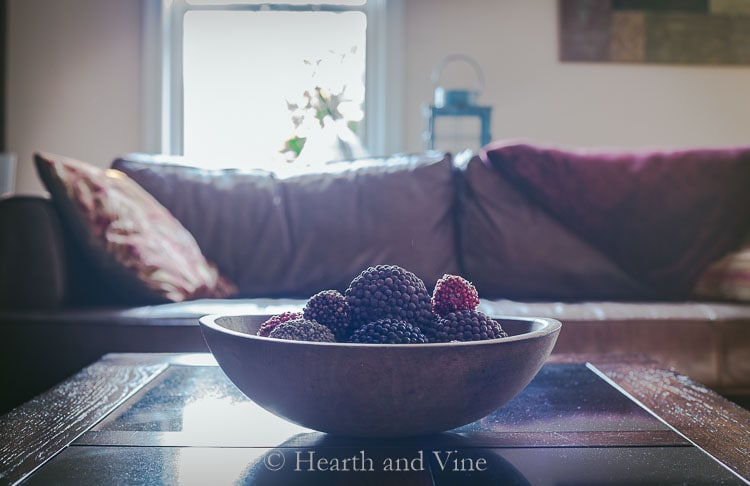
[284,136,307,156]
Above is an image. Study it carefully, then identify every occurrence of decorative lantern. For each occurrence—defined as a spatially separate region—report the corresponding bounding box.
[423,54,492,152]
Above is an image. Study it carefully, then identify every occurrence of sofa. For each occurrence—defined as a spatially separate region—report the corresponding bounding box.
[2,141,750,415]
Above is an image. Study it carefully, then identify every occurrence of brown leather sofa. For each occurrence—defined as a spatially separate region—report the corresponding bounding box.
[2,143,749,415]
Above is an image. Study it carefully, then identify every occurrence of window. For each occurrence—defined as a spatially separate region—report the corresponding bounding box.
[145,0,404,170]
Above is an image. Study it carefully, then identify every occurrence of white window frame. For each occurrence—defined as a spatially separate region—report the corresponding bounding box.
[141,0,404,160]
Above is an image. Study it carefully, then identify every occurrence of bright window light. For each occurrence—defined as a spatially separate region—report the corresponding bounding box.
[182,9,366,169]
[187,0,365,5]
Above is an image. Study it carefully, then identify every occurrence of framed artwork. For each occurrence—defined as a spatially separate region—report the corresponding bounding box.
[559,0,750,64]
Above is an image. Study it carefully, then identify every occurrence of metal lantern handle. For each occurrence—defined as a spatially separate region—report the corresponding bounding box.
[431,54,485,95]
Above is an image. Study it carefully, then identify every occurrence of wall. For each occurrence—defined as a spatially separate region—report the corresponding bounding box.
[7,0,142,195]
[402,0,750,153]
[6,0,750,194]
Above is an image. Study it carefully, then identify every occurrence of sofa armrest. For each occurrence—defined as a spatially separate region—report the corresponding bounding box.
[0,196,68,309]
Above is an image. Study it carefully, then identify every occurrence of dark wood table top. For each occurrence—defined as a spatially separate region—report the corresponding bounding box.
[1,353,748,485]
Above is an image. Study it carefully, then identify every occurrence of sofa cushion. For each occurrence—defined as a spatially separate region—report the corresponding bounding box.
[477,298,750,392]
[482,141,750,298]
[112,152,458,296]
[457,155,647,300]
[2,297,747,402]
[34,152,237,304]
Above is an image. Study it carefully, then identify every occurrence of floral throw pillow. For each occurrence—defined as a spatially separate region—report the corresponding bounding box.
[34,152,236,304]
[694,242,750,302]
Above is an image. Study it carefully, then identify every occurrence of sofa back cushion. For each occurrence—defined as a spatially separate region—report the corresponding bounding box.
[481,141,750,298]
[457,154,648,300]
[113,153,458,297]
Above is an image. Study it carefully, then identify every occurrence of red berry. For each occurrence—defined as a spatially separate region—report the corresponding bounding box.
[431,274,480,317]
[257,311,303,337]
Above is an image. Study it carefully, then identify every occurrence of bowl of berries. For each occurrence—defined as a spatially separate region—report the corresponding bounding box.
[199,265,561,437]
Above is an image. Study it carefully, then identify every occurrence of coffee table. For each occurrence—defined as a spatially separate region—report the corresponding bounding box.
[1,353,748,485]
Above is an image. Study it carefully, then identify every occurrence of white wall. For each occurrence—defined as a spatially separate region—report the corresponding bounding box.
[7,0,143,195]
[403,0,750,153]
[7,0,750,194]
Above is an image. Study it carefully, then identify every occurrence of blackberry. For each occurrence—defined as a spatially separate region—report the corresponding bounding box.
[349,318,428,344]
[257,311,303,337]
[268,318,336,342]
[303,290,351,340]
[430,310,508,343]
[344,265,433,329]
[431,274,480,317]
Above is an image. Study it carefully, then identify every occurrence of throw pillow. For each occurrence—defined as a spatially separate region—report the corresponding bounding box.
[112,152,459,297]
[34,152,236,304]
[483,140,750,298]
[694,242,750,302]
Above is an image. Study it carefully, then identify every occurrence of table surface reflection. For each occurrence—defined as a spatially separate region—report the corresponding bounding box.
[2,353,749,485]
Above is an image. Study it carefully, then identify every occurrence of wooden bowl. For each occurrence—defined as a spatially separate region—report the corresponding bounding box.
[199,314,561,437]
